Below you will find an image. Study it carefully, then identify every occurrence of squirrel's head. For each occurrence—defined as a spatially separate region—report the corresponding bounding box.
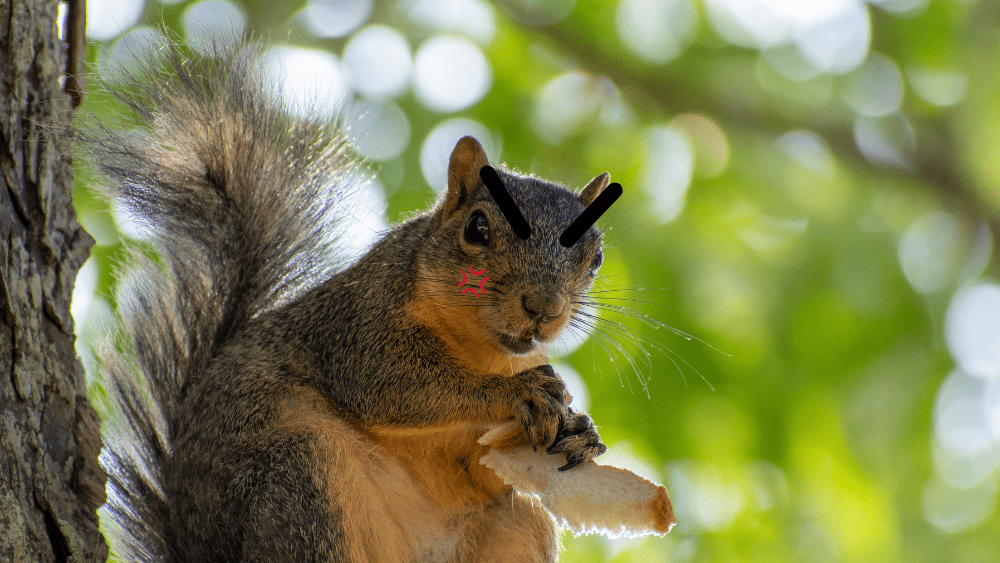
[417,136,612,358]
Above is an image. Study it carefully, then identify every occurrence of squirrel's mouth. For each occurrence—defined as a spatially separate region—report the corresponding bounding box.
[497,332,537,355]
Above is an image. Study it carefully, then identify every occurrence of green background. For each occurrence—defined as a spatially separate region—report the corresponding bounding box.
[73,0,1000,561]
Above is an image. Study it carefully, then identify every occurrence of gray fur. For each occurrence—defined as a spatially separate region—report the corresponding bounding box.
[86,38,608,563]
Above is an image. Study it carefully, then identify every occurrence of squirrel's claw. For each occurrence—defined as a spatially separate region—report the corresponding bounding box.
[558,458,583,472]
[557,443,607,471]
[548,409,606,469]
[556,443,606,471]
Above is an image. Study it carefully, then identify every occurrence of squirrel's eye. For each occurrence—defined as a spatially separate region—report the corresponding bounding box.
[464,212,490,245]
[589,248,603,275]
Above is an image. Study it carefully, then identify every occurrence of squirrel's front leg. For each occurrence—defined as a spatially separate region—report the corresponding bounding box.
[508,364,568,448]
[509,364,607,470]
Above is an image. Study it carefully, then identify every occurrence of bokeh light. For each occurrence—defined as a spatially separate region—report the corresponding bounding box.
[615,0,697,65]
[853,113,915,169]
[259,46,349,119]
[401,0,496,44]
[641,125,693,223]
[341,98,411,161]
[295,0,373,38]
[841,52,904,118]
[532,72,620,146]
[96,27,168,79]
[932,369,999,487]
[342,26,412,98]
[705,0,870,73]
[86,0,145,41]
[898,211,963,295]
[777,130,836,177]
[908,68,968,107]
[669,114,730,179]
[946,283,1000,380]
[181,0,247,52]
[413,36,492,113]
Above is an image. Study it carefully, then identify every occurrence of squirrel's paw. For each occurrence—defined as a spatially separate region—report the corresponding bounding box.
[546,409,607,471]
[512,364,569,450]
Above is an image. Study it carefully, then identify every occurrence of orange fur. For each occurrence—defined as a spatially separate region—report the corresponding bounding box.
[410,269,549,377]
[276,385,560,562]
[458,493,559,562]
[277,386,449,562]
[368,424,510,510]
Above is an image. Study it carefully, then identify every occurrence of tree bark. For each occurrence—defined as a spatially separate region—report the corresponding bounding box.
[1,0,107,562]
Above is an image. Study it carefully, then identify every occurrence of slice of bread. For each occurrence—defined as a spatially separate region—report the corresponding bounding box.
[479,422,676,538]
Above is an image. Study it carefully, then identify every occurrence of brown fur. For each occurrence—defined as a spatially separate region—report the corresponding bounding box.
[92,39,610,563]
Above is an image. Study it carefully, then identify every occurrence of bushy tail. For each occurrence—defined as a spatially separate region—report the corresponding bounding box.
[86,38,358,562]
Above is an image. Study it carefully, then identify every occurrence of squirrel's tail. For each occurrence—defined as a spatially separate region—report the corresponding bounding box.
[87,38,358,562]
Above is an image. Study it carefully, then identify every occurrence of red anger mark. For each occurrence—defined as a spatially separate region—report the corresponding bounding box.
[458,267,489,297]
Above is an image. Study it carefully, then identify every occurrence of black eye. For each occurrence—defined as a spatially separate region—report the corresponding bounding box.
[464,212,490,245]
[589,248,603,275]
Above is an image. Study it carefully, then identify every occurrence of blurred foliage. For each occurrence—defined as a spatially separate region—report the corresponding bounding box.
[73,0,1000,562]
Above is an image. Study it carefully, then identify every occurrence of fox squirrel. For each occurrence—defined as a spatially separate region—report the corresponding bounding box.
[90,40,626,563]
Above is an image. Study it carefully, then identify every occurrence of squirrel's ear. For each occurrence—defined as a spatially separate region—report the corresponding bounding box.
[579,173,611,206]
[440,136,490,223]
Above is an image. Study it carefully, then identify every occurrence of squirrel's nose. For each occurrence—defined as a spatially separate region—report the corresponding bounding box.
[521,291,567,323]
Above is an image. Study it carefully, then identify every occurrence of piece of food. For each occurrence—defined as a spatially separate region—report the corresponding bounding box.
[479,422,676,538]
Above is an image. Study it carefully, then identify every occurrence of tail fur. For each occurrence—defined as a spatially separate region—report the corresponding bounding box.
[87,38,359,562]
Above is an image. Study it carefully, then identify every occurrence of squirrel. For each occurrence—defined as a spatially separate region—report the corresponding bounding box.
[89,39,617,563]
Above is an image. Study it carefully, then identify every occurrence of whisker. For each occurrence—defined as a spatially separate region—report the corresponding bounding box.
[570,317,647,394]
[578,299,730,357]
[572,309,715,392]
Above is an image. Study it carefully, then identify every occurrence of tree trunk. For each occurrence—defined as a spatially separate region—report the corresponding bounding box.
[0,0,108,561]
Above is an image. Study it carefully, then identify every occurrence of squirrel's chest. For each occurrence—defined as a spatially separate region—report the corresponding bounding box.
[369,425,510,510]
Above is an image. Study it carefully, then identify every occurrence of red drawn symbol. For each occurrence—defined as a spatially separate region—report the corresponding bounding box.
[458,267,489,297]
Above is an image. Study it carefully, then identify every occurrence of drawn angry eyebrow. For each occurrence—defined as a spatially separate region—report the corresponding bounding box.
[479,165,622,247]
[558,181,622,247]
[480,165,531,239]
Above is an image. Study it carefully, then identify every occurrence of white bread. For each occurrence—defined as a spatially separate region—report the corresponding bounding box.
[479,422,676,538]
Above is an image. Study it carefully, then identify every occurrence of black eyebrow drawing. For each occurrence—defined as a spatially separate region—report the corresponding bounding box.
[479,165,622,247]
[480,165,531,239]
[559,182,622,247]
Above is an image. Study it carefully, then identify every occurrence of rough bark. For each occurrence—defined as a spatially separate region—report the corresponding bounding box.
[1,0,108,562]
